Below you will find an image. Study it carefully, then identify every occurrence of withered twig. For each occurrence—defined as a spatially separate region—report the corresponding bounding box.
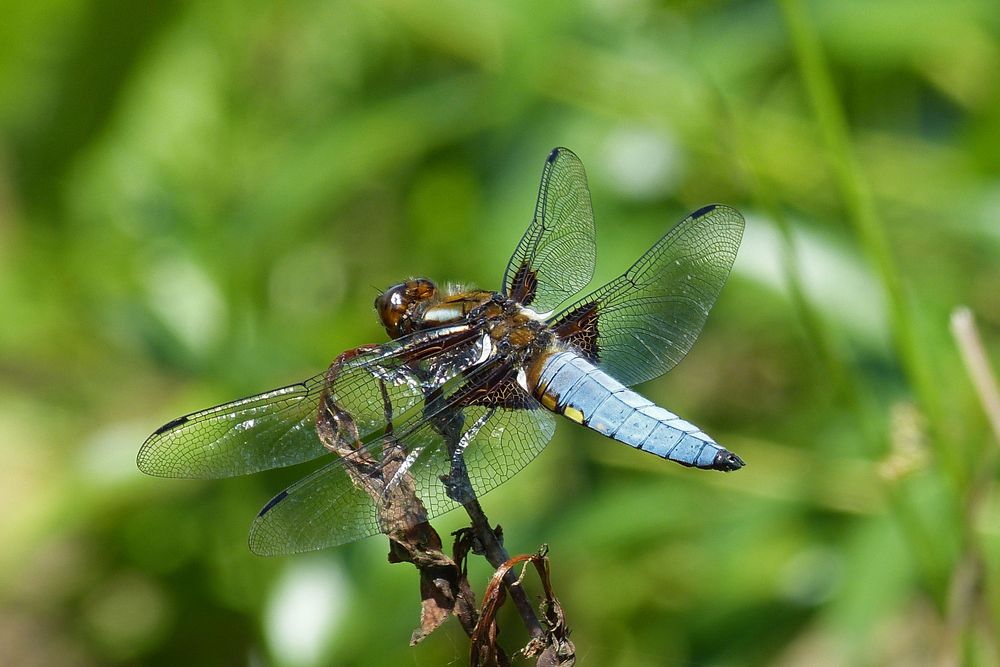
[319,348,566,661]
[318,348,479,644]
[463,496,545,640]
[436,407,545,641]
[943,309,1000,666]
[472,547,576,666]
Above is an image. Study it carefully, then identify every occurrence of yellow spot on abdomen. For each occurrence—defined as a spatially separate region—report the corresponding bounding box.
[563,406,585,424]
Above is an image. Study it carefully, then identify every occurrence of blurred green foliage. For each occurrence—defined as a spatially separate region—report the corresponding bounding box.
[2,0,1000,665]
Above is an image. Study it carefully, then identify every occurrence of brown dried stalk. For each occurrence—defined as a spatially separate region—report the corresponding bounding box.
[317,348,573,663]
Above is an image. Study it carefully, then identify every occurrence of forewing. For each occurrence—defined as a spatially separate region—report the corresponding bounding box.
[502,147,596,313]
[248,366,555,555]
[137,374,328,479]
[137,325,483,479]
[551,204,744,387]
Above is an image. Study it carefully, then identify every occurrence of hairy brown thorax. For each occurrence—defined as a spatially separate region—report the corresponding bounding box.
[375,279,553,361]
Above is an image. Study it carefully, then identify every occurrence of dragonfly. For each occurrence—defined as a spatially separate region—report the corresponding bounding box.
[138,147,745,556]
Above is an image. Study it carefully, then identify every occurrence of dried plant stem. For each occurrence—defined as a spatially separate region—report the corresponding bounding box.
[462,496,545,640]
[942,307,1000,667]
[319,350,566,662]
[438,409,545,641]
[951,308,1000,444]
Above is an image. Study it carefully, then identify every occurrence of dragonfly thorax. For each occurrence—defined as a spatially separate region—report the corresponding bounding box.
[485,304,554,361]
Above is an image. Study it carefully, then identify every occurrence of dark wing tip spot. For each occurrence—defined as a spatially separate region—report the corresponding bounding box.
[690,204,718,220]
[712,449,745,472]
[153,415,189,436]
[258,490,289,517]
[546,147,561,163]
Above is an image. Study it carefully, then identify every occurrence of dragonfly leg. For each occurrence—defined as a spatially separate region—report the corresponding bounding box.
[439,409,495,506]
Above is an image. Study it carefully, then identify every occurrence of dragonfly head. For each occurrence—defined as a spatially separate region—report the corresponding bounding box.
[375,278,438,338]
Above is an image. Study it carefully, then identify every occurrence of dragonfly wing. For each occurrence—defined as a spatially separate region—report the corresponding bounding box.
[550,204,744,387]
[406,397,556,527]
[137,324,485,479]
[137,373,328,479]
[248,450,382,553]
[248,363,555,555]
[503,147,596,314]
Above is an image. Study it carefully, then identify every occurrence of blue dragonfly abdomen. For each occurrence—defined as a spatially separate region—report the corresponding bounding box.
[529,350,743,471]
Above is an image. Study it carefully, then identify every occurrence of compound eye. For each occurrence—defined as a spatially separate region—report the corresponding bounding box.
[375,279,438,338]
[375,283,408,335]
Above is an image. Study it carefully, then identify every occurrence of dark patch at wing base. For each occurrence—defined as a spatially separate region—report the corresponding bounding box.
[458,365,536,410]
[508,262,539,307]
[472,379,535,409]
[552,301,601,362]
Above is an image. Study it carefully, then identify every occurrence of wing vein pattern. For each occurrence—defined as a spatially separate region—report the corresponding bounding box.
[551,204,744,387]
[503,147,597,313]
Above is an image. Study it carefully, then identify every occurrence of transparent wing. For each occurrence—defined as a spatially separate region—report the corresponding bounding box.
[248,364,556,555]
[137,325,484,479]
[551,204,744,387]
[502,147,596,314]
[137,374,328,479]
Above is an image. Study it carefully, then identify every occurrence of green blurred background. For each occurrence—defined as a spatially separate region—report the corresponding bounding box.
[2,0,1000,665]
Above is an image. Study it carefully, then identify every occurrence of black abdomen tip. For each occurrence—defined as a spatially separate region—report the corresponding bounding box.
[712,450,745,472]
